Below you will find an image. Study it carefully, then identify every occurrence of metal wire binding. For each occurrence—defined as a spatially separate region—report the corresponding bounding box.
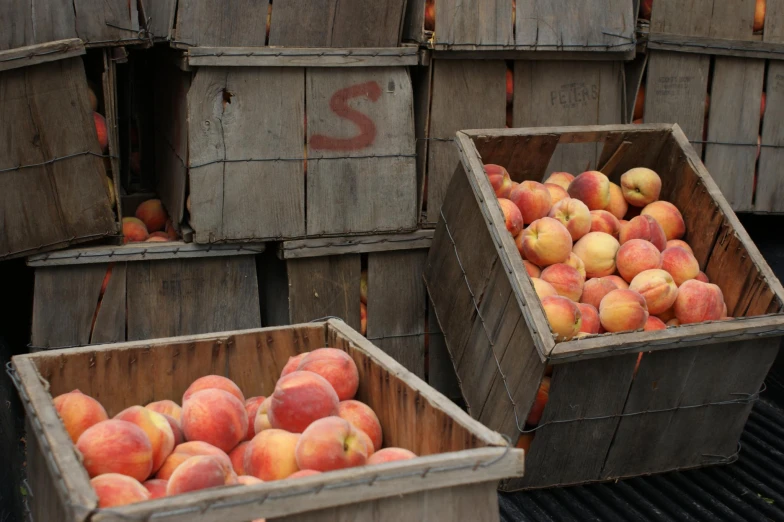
[0,151,119,175]
[188,49,417,58]
[30,244,266,263]
[0,46,79,64]
[188,153,417,170]
[281,234,431,253]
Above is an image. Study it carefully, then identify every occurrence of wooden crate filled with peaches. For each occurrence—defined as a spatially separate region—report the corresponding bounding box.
[425,124,784,490]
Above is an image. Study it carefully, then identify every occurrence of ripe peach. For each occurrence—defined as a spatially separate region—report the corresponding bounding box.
[642,201,686,241]
[620,168,661,207]
[237,475,263,485]
[523,260,541,278]
[640,0,653,19]
[498,198,524,236]
[355,429,374,457]
[162,414,184,446]
[295,417,368,472]
[619,215,667,251]
[521,217,573,266]
[76,420,153,481]
[135,199,168,233]
[245,429,300,481]
[531,278,558,299]
[53,390,108,444]
[367,448,417,465]
[606,182,629,220]
[280,353,307,378]
[146,236,168,242]
[181,389,249,453]
[485,164,513,198]
[269,371,339,433]
[590,210,621,237]
[629,269,679,315]
[540,263,584,302]
[122,217,148,244]
[580,278,618,310]
[567,171,611,210]
[572,232,621,278]
[150,232,169,239]
[616,239,663,283]
[166,456,229,496]
[145,400,182,423]
[674,280,725,324]
[94,112,109,153]
[288,469,322,479]
[754,0,766,32]
[516,433,535,453]
[541,296,582,341]
[644,316,667,331]
[599,289,648,333]
[360,269,368,304]
[296,348,359,401]
[657,306,676,323]
[142,479,168,499]
[526,377,551,426]
[115,406,176,474]
[253,397,273,435]
[661,246,700,286]
[548,198,591,241]
[156,441,231,480]
[545,183,569,206]
[182,375,245,403]
[603,275,629,290]
[545,172,575,190]
[509,181,553,224]
[577,303,600,334]
[229,441,250,476]
[696,271,709,283]
[564,252,586,279]
[244,397,266,441]
[91,474,150,508]
[338,400,383,452]
[667,318,681,327]
[666,239,693,255]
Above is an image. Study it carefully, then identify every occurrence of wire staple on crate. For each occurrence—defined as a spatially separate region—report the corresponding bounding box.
[188,153,416,170]
[0,151,119,174]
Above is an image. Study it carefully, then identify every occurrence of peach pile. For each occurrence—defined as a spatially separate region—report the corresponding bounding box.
[123,199,179,244]
[54,348,418,510]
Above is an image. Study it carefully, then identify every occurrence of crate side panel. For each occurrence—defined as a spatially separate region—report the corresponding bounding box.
[367,250,427,378]
[288,255,362,330]
[435,0,513,47]
[764,0,784,43]
[473,134,560,184]
[74,0,137,45]
[331,0,407,47]
[267,1,333,47]
[175,0,269,47]
[427,297,462,400]
[1,1,76,51]
[90,263,126,344]
[755,61,784,213]
[650,0,725,38]
[708,0,757,39]
[402,0,427,44]
[146,0,177,40]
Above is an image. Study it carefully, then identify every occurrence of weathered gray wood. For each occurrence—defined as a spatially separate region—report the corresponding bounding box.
[76,0,140,46]
[257,249,293,327]
[0,39,84,73]
[402,0,427,44]
[174,0,268,47]
[281,230,433,259]
[367,250,427,378]
[434,0,513,49]
[90,264,126,344]
[188,67,306,242]
[650,0,754,40]
[647,33,784,60]
[624,53,648,123]
[306,67,417,236]
[102,48,123,224]
[427,297,462,400]
[411,63,432,217]
[287,255,362,331]
[426,60,506,223]
[704,56,764,212]
[144,0,177,40]
[473,134,561,184]
[0,0,76,51]
[764,0,784,43]
[188,47,419,67]
[755,61,784,213]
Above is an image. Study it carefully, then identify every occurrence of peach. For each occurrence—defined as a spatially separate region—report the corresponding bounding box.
[531,278,558,299]
[509,181,553,224]
[603,275,629,289]
[564,252,586,279]
[142,478,168,499]
[521,217,573,266]
[181,389,249,453]
[606,182,629,220]
[619,215,667,251]
[245,429,300,481]
[545,172,575,190]
[541,296,582,341]
[516,433,535,453]
[76,420,153,481]
[629,269,679,315]
[338,400,383,452]
[295,417,368,472]
[498,198,524,236]
[657,306,677,323]
[182,375,245,403]
[755,0,766,32]
[540,263,584,302]
[616,239,663,283]
[288,469,322,479]
[548,198,591,241]
[642,201,686,241]
[599,289,648,333]
[567,171,611,210]
[360,269,368,304]
[296,348,359,401]
[135,199,168,233]
[91,474,150,508]
[523,260,541,278]
[237,475,263,485]
[674,280,725,324]
[545,183,569,206]
[723,302,729,317]
[666,239,693,255]
[580,278,618,310]
[156,441,231,480]
[590,210,621,237]
[526,377,551,426]
[634,84,646,120]
[367,448,417,465]
[667,318,681,327]
[644,316,667,331]
[165,219,178,240]
[123,217,148,244]
[641,0,653,19]
[281,353,307,378]
[115,406,176,474]
[229,441,250,476]
[572,232,621,278]
[361,303,367,336]
[269,371,339,433]
[577,303,600,334]
[661,246,700,286]
[146,236,168,242]
[167,456,229,496]
[104,176,116,208]
[485,164,513,198]
[696,271,709,283]
[145,400,182,423]
[162,414,184,446]
[244,396,266,441]
[620,168,661,207]
[254,396,273,434]
[94,112,109,153]
[53,390,108,444]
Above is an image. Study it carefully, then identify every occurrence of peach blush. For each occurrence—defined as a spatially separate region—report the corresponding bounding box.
[629,269,679,316]
[498,198,524,237]
[53,390,108,444]
[521,217,573,267]
[182,375,245,403]
[540,296,582,341]
[544,172,575,190]
[580,278,619,310]
[296,347,360,401]
[577,303,600,334]
[567,171,611,210]
[540,263,584,302]
[367,448,417,465]
[509,181,553,224]
[548,198,591,241]
[599,289,648,333]
[531,278,558,300]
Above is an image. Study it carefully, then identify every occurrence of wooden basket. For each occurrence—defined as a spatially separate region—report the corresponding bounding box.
[9,320,524,521]
[424,123,784,490]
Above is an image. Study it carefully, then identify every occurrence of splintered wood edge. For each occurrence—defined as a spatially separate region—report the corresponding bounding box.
[0,39,85,73]
[188,47,419,67]
[279,230,434,259]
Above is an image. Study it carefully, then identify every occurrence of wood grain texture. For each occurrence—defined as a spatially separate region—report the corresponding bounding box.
[188,47,419,68]
[144,0,177,40]
[402,0,427,44]
[764,0,784,43]
[426,60,506,223]
[74,0,139,45]
[427,297,462,400]
[755,61,784,212]
[473,134,560,183]
[647,33,784,60]
[650,0,753,39]
[175,0,269,47]
[434,0,513,49]
[287,255,362,330]
[280,230,433,259]
[0,39,84,73]
[102,48,123,223]
[0,0,75,51]
[90,264,125,344]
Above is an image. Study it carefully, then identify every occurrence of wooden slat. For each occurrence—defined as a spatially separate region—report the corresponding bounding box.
[647,34,784,60]
[174,0,269,47]
[426,60,506,223]
[367,250,427,378]
[90,264,125,344]
[280,230,433,259]
[306,67,417,236]
[473,134,560,183]
[651,0,737,39]
[258,249,292,327]
[704,57,764,212]
[755,61,784,212]
[434,0,514,49]
[76,0,139,46]
[0,1,76,52]
[145,0,177,40]
[287,255,362,331]
[402,0,427,44]
[188,47,419,67]
[427,297,462,400]
[188,67,306,242]
[0,39,84,73]
[764,0,784,43]
[102,48,123,225]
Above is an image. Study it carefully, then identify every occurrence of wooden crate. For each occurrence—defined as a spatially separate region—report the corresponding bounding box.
[404,0,635,56]
[27,242,265,351]
[153,53,419,242]
[636,2,784,213]
[417,58,627,225]
[424,123,784,490]
[0,47,119,261]
[9,321,524,521]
